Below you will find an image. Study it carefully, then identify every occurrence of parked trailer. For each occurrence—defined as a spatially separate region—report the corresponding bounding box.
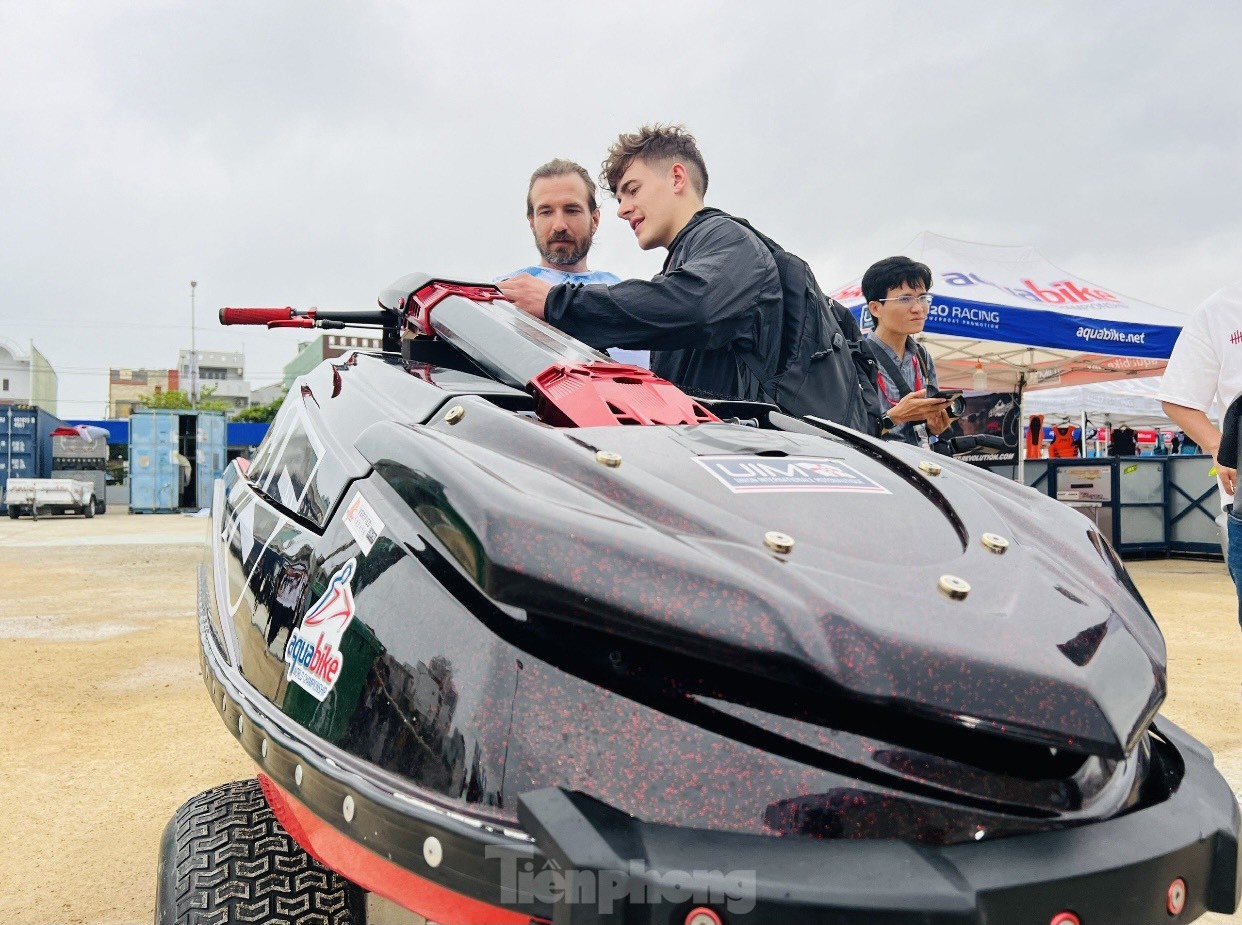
[4,477,96,520]
[50,469,106,515]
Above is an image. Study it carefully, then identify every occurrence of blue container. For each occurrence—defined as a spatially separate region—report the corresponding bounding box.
[129,409,228,513]
[0,405,65,512]
[196,412,227,509]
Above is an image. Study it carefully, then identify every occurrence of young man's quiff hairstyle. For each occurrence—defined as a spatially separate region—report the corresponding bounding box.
[861,256,934,305]
[600,123,709,198]
[526,159,598,218]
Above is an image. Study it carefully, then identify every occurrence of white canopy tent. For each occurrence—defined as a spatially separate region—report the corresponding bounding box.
[1023,379,1169,427]
[1023,376,1220,429]
[828,232,1191,474]
[828,232,1187,394]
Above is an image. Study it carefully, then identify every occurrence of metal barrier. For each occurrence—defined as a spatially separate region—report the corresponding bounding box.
[1013,455,1222,557]
[1166,455,1224,555]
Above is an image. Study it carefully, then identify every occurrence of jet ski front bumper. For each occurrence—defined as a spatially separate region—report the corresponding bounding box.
[199,575,1240,925]
[515,732,1239,924]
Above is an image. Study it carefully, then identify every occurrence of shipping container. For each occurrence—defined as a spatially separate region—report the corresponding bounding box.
[0,405,65,513]
[129,409,227,513]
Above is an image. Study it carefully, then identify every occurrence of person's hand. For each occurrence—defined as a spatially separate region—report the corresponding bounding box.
[1212,447,1237,495]
[924,407,953,436]
[1220,465,1238,496]
[1204,435,1237,496]
[496,274,553,320]
[887,389,951,426]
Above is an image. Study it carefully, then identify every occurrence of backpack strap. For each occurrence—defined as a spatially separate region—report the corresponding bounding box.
[721,212,780,252]
[864,338,914,399]
[866,338,936,400]
[719,211,782,402]
[735,344,773,400]
[914,342,935,388]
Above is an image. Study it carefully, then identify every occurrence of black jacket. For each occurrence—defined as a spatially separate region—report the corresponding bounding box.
[543,208,783,401]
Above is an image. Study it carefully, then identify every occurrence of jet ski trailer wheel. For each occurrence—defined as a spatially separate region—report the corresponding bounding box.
[155,778,365,925]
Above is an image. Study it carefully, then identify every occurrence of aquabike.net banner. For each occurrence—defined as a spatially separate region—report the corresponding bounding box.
[845,292,1181,360]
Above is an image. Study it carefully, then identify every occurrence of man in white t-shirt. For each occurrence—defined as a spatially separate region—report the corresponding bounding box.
[498,158,649,368]
[1157,283,1242,628]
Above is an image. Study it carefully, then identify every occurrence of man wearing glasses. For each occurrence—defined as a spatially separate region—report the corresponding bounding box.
[860,256,952,446]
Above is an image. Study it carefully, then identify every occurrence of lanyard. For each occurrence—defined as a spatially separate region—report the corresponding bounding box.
[869,339,926,403]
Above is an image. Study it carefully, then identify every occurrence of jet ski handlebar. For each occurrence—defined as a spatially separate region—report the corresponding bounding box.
[219,306,398,331]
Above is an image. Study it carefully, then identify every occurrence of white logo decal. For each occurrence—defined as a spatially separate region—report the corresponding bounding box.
[343,491,384,555]
[285,558,357,701]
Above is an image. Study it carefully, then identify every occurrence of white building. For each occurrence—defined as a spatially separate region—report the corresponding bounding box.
[179,349,251,411]
[109,367,180,417]
[0,337,58,415]
[250,382,285,406]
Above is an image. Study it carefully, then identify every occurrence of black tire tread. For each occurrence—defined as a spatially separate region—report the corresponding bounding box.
[157,779,362,925]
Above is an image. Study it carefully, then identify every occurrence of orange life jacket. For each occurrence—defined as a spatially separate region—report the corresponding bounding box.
[1025,415,1044,459]
[1048,425,1079,458]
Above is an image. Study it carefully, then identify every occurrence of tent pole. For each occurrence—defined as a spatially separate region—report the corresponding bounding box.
[1017,373,1027,485]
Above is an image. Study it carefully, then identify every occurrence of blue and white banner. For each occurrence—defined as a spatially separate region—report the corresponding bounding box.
[849,291,1180,360]
[828,232,1188,390]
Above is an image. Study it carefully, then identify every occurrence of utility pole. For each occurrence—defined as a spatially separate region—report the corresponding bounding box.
[190,280,198,408]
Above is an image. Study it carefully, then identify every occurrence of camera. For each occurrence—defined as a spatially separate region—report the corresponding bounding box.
[927,386,966,418]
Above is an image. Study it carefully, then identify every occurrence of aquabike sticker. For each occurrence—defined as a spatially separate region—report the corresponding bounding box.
[696,455,890,494]
[342,490,384,555]
[285,557,357,701]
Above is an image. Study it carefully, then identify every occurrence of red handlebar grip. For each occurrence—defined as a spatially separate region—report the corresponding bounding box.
[219,306,295,326]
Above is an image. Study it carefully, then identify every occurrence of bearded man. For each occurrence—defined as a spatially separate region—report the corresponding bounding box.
[499,158,647,367]
[496,157,650,365]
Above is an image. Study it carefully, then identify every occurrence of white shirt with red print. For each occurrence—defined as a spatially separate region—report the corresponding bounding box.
[1156,283,1242,506]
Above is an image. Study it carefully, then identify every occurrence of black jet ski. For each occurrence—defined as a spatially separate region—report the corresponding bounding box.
[156,275,1241,925]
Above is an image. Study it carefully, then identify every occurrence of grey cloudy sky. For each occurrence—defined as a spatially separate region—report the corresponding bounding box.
[2,1,1239,417]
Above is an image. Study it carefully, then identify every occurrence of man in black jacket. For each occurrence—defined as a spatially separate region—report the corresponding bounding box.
[497,124,782,402]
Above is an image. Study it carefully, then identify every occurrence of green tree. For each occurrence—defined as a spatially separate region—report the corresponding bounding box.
[232,393,286,423]
[137,388,231,413]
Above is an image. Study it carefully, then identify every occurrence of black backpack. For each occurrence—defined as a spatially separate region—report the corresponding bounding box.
[728,215,882,436]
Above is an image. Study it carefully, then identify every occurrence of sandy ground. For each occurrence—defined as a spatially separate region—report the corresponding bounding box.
[0,512,1239,924]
